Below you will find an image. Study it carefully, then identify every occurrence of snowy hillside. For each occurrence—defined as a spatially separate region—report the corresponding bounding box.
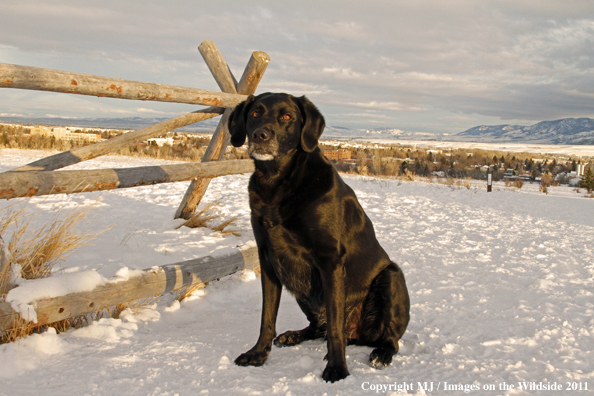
[0,149,593,395]
[457,118,594,145]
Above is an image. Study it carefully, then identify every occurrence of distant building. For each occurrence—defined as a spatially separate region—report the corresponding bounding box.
[576,163,589,176]
[324,149,352,160]
[30,127,101,143]
[147,137,174,147]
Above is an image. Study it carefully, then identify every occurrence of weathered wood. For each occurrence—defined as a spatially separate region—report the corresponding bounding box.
[0,159,255,200]
[0,63,248,108]
[0,244,259,332]
[175,50,269,219]
[9,108,224,172]
[199,40,238,94]
[202,50,270,163]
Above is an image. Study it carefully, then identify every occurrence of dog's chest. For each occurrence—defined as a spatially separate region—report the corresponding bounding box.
[263,220,315,295]
[251,191,319,298]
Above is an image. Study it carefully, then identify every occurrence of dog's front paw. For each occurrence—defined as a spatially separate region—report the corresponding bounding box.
[322,364,349,383]
[369,347,394,369]
[235,350,269,367]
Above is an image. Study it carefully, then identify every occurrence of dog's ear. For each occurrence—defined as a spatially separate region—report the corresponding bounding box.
[228,95,255,147]
[296,95,325,152]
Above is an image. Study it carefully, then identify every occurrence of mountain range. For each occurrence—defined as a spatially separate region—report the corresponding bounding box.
[456,118,594,145]
[1,115,594,145]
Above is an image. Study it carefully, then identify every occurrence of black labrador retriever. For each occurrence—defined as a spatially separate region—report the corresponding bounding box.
[228,92,410,383]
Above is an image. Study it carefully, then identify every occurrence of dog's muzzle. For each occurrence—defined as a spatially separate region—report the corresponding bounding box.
[249,128,277,161]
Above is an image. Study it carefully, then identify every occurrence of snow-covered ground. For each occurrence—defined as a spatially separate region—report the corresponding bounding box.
[0,148,592,395]
[322,139,594,158]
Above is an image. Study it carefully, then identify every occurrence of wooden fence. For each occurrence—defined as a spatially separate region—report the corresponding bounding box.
[0,40,265,335]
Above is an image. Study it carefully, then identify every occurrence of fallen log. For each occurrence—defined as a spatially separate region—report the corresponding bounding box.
[0,244,259,334]
[0,159,255,200]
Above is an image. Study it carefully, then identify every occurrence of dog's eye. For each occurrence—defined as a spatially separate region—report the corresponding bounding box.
[282,114,291,121]
[251,110,260,118]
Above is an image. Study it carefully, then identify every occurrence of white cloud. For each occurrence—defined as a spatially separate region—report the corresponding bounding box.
[343,101,426,112]
[136,108,169,115]
[0,113,25,117]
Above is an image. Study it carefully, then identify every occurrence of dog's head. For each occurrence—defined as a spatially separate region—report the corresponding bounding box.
[228,92,325,161]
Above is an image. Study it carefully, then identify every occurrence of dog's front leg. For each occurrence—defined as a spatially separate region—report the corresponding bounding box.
[235,263,282,367]
[320,264,350,382]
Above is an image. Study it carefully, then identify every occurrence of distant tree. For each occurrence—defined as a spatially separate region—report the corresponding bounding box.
[400,160,408,175]
[549,159,557,173]
[580,166,594,193]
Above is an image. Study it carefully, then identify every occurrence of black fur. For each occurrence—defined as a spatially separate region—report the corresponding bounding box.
[229,93,410,383]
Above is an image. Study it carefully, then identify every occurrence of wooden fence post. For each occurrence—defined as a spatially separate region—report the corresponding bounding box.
[175,43,269,219]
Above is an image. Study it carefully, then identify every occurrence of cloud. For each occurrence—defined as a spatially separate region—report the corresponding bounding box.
[43,114,80,119]
[135,108,169,115]
[342,101,426,112]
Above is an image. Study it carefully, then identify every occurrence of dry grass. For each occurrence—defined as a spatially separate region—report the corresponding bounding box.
[513,179,524,189]
[3,204,101,281]
[540,173,554,194]
[177,201,241,237]
[401,169,416,181]
[174,282,207,302]
[0,202,107,343]
[0,205,27,296]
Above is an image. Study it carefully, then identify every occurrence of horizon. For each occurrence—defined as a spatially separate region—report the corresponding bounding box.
[2,114,594,136]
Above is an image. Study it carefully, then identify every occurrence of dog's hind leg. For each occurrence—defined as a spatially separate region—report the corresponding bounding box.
[360,262,410,369]
[274,298,324,347]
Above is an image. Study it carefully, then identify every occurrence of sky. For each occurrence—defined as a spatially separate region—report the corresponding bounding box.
[1,0,594,135]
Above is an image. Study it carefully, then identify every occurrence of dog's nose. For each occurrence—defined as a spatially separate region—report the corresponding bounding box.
[252,129,269,142]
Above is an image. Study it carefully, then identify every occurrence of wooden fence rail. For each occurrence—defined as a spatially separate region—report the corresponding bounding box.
[0,159,255,199]
[0,63,247,108]
[1,40,266,219]
[0,244,259,335]
[0,40,266,337]
[11,107,225,172]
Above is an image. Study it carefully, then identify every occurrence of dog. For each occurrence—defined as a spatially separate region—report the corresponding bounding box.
[228,92,410,383]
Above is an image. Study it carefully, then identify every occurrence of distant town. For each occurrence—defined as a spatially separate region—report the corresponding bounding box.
[1,122,592,191]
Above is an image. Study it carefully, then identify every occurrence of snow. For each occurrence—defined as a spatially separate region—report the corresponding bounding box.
[1,148,593,395]
[6,270,105,323]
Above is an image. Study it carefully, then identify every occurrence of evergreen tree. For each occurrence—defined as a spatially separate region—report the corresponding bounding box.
[579,166,594,193]
[400,160,408,175]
